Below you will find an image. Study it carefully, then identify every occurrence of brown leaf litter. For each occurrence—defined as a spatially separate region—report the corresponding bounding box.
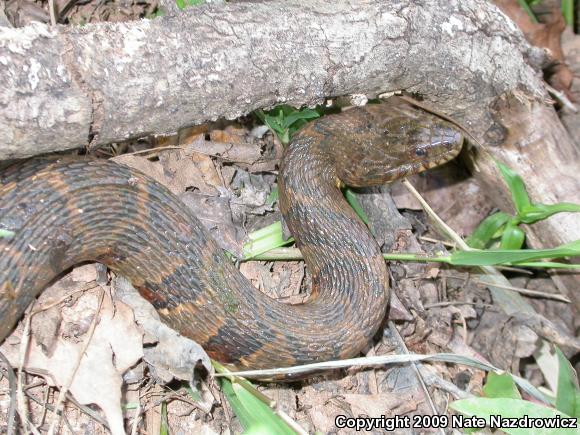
[494,0,574,98]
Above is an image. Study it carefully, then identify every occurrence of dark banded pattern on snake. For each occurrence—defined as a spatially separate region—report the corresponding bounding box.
[0,100,462,369]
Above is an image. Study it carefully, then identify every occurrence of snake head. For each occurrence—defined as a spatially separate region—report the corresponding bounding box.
[385,113,464,174]
[333,102,464,186]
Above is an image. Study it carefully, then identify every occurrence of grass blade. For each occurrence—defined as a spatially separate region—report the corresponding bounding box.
[555,347,580,418]
[243,222,293,259]
[483,372,521,400]
[496,160,531,215]
[561,0,574,27]
[344,188,369,225]
[516,0,538,23]
[466,212,510,248]
[449,240,580,266]
[519,202,580,224]
[450,398,576,434]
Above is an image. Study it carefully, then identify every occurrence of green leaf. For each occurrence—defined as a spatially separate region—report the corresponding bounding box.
[449,240,580,266]
[260,105,321,144]
[517,0,539,23]
[450,397,576,434]
[0,229,15,239]
[160,402,169,435]
[281,108,319,130]
[467,212,511,249]
[519,202,580,224]
[343,188,369,226]
[555,347,580,418]
[266,187,279,205]
[499,223,526,250]
[510,261,580,270]
[219,378,295,434]
[483,372,521,399]
[243,221,293,259]
[496,160,531,215]
[175,0,203,9]
[561,0,574,27]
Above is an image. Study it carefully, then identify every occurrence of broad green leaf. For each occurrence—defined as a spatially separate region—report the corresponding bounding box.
[263,114,285,138]
[260,105,321,144]
[219,378,295,434]
[281,108,320,130]
[519,202,580,224]
[499,224,525,250]
[483,372,521,399]
[246,221,284,241]
[496,160,531,215]
[467,212,510,249]
[555,347,580,418]
[449,240,580,266]
[450,397,576,434]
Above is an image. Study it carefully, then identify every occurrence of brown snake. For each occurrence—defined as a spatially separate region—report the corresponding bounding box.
[0,99,462,370]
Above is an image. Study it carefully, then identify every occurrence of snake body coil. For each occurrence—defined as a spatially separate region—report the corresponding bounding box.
[0,100,462,369]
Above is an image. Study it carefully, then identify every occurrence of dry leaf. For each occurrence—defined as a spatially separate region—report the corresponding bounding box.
[1,286,143,434]
[494,0,573,95]
[113,276,212,383]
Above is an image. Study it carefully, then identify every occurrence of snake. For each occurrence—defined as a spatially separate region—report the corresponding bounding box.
[0,99,462,370]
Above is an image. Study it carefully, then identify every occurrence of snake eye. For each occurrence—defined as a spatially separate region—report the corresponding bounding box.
[415,148,427,157]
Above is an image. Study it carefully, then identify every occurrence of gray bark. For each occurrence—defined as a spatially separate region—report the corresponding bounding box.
[1,0,544,158]
[1,0,579,305]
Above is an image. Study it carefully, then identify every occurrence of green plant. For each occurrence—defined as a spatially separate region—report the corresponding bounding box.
[519,0,540,23]
[175,0,205,10]
[160,401,169,435]
[450,346,579,434]
[467,160,580,250]
[0,229,14,239]
[519,1,575,27]
[256,105,321,145]
[243,221,293,259]
[561,0,574,27]
[214,362,297,434]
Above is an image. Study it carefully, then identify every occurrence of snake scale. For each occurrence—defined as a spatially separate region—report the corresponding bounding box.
[0,100,462,370]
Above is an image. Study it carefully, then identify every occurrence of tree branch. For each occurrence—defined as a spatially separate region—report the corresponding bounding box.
[1,0,544,158]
